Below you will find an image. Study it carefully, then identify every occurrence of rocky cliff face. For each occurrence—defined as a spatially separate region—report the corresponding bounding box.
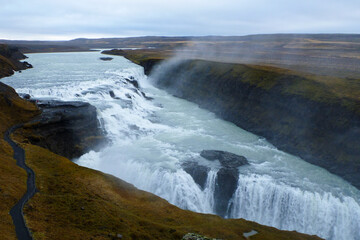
[22,100,105,159]
[150,59,360,189]
[0,44,32,78]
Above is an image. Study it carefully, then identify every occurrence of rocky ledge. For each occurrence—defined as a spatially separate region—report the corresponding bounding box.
[22,100,105,159]
[183,150,248,216]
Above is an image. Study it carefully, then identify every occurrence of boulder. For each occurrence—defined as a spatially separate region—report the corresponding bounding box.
[200,150,248,168]
[99,57,113,61]
[214,168,239,216]
[109,90,121,99]
[182,233,219,240]
[200,150,248,216]
[182,162,210,189]
[124,78,139,89]
[141,91,153,100]
[109,90,116,98]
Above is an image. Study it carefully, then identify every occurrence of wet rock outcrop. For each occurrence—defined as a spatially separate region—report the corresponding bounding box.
[182,162,210,190]
[183,150,248,216]
[99,57,113,61]
[201,150,248,216]
[200,150,248,168]
[152,59,360,190]
[23,100,105,159]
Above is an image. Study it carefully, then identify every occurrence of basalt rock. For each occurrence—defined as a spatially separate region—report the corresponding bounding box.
[200,150,248,168]
[183,151,248,216]
[24,100,105,159]
[182,162,210,189]
[124,78,140,89]
[200,150,248,216]
[214,168,239,216]
[99,57,113,61]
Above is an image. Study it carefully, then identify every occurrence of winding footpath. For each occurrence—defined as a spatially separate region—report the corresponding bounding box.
[4,125,36,240]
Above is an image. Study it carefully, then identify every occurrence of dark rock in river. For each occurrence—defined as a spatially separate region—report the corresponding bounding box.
[200,150,248,168]
[141,91,153,100]
[200,150,248,216]
[182,162,210,189]
[214,168,239,216]
[124,78,139,89]
[24,100,105,159]
[109,90,121,99]
[183,150,248,216]
[99,57,113,61]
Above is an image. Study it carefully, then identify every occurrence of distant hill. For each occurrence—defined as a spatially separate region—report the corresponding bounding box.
[2,34,360,77]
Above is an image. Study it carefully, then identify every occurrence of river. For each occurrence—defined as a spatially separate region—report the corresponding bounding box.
[3,51,360,240]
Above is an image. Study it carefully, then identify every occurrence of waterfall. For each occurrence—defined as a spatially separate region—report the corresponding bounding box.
[228,174,360,240]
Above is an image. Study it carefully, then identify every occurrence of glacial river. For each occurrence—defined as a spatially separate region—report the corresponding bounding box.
[3,51,360,240]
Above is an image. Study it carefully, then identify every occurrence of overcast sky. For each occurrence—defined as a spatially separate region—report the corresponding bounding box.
[1,0,360,40]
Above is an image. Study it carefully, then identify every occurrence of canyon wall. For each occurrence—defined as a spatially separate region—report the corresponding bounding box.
[147,59,360,189]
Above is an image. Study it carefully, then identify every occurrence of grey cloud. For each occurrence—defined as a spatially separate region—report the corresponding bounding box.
[0,0,359,40]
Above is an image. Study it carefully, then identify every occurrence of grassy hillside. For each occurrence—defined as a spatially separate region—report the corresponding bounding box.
[0,82,40,239]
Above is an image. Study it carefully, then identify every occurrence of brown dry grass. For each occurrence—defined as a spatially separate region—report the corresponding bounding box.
[0,83,40,239]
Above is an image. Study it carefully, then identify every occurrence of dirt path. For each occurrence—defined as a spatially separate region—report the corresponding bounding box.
[4,125,36,240]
